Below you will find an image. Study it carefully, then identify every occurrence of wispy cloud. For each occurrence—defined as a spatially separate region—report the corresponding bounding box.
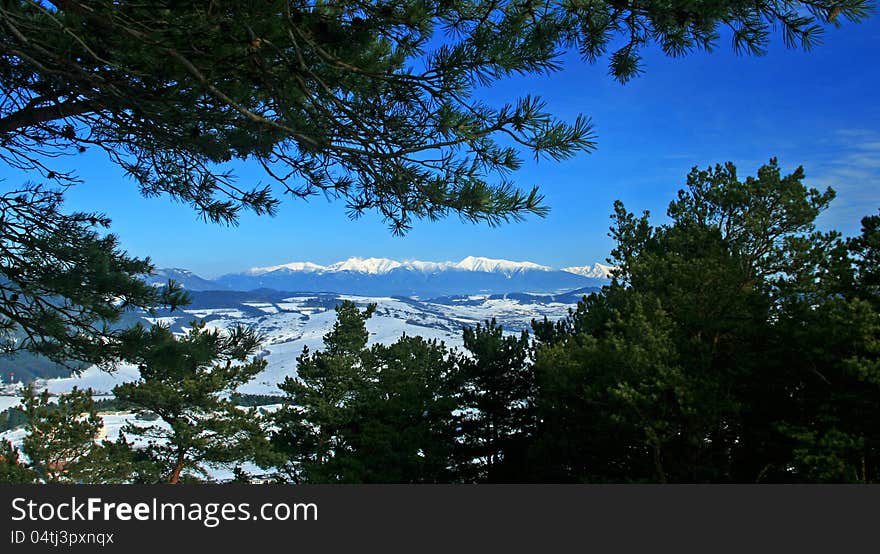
[804,129,880,235]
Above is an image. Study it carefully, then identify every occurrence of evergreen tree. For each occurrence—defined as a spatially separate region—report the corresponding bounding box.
[20,385,103,482]
[3,385,158,483]
[0,404,27,432]
[0,186,188,368]
[0,439,36,483]
[531,159,880,482]
[273,301,376,483]
[849,212,880,301]
[0,1,870,230]
[456,320,534,482]
[273,301,460,482]
[349,335,460,482]
[76,436,163,484]
[532,291,685,482]
[113,322,272,483]
[770,211,880,482]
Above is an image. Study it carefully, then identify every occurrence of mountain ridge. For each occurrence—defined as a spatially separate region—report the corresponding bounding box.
[145,256,614,296]
[244,255,558,277]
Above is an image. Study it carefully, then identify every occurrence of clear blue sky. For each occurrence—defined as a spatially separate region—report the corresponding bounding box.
[3,17,879,278]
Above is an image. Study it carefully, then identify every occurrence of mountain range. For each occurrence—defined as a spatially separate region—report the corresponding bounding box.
[146,257,614,297]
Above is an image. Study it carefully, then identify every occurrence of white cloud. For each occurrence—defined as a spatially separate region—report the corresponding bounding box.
[804,130,880,235]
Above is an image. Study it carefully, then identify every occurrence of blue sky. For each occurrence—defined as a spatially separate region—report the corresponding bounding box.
[4,16,880,278]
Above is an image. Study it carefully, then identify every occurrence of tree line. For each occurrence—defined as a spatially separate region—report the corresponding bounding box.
[0,0,871,373]
[1,0,875,484]
[3,159,878,484]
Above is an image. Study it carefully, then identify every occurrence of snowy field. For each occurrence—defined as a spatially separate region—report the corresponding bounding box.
[2,292,578,399]
[0,291,579,481]
[0,395,21,412]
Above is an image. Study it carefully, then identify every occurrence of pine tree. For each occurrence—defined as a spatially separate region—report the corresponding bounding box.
[20,385,103,482]
[849,212,880,302]
[770,211,880,482]
[0,439,36,483]
[273,301,460,482]
[113,322,272,483]
[530,159,880,482]
[0,186,188,368]
[456,319,534,482]
[3,385,160,483]
[0,1,870,230]
[273,301,376,483]
[349,335,460,482]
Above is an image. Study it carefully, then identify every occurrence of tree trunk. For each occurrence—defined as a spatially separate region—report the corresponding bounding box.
[168,454,185,484]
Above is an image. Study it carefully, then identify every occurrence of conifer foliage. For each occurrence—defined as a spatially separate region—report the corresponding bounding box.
[273,301,460,483]
[0,2,877,484]
[0,438,35,483]
[0,185,188,367]
[530,160,880,482]
[0,0,871,386]
[456,320,535,482]
[113,322,272,483]
[1,1,870,230]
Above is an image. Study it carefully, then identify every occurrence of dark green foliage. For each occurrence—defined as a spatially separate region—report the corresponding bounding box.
[91,397,136,412]
[0,185,188,368]
[531,292,684,482]
[0,404,26,432]
[76,438,163,484]
[849,212,880,301]
[456,320,535,482]
[3,386,165,483]
[1,1,869,231]
[1,394,133,434]
[113,321,273,483]
[346,335,460,482]
[230,393,286,407]
[20,385,103,482]
[0,439,35,483]
[766,211,880,482]
[273,300,460,482]
[530,159,880,482]
[273,301,373,482]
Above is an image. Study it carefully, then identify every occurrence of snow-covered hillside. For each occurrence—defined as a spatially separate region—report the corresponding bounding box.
[0,288,594,483]
[2,289,593,397]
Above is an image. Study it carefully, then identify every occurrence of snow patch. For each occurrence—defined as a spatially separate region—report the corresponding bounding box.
[562,263,617,279]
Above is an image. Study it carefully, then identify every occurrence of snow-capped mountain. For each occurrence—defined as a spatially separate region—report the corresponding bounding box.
[453,256,552,274]
[562,262,617,279]
[138,256,612,295]
[245,256,553,277]
[216,256,602,296]
[244,261,326,275]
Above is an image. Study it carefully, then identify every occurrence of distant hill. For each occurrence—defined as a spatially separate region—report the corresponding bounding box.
[142,268,224,291]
